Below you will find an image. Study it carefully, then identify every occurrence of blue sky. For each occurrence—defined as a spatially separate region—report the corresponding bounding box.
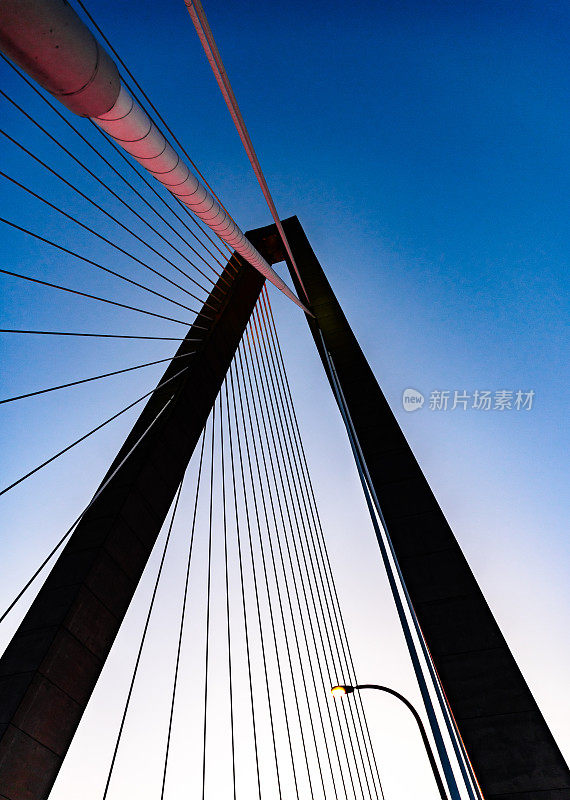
[0,1,568,797]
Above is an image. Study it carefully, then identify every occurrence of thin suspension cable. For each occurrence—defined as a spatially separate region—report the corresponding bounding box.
[160,428,207,799]
[0,216,202,316]
[258,304,384,799]
[0,267,200,328]
[73,0,239,244]
[254,303,382,792]
[262,284,361,664]
[0,385,177,626]
[101,478,185,800]
[242,326,335,800]
[254,298,383,798]
[224,376,262,800]
[0,351,194,404]
[0,53,230,283]
[249,306,361,791]
[0,330,194,341]
[261,285,386,797]
[251,317,353,800]
[219,384,237,800]
[201,404,215,800]
[244,320,360,800]
[227,360,283,800]
[185,0,310,301]
[267,336,383,796]
[233,353,299,797]
[0,172,216,319]
[0,88,221,297]
[0,366,189,498]
[0,143,218,312]
[235,342,303,799]
[249,306,370,800]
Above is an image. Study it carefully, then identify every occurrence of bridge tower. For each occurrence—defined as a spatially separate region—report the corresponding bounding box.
[1,217,569,800]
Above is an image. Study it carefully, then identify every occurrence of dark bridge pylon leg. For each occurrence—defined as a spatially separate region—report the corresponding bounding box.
[246,216,570,800]
[0,255,264,800]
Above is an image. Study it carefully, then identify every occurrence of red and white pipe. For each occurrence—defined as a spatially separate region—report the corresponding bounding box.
[0,0,308,312]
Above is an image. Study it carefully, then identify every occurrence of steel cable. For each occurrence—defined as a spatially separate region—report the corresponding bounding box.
[235,340,309,799]
[227,360,284,800]
[241,327,337,800]
[0,267,199,327]
[0,140,218,312]
[0,216,199,312]
[220,384,237,800]
[224,375,262,800]
[0,365,189,498]
[101,479,185,800]
[160,428,207,799]
[234,352,303,798]
[184,0,309,300]
[244,318,363,800]
[249,306,370,798]
[264,324,385,795]
[0,351,194,404]
[252,300,381,798]
[260,286,386,797]
[0,329,193,341]
[201,403,216,800]
[0,383,179,625]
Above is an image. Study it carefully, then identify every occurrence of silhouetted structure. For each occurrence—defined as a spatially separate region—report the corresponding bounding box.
[1,218,568,800]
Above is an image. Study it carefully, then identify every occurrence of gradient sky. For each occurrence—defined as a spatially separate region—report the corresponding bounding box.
[0,1,568,797]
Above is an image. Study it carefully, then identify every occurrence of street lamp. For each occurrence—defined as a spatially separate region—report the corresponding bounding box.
[332,684,448,800]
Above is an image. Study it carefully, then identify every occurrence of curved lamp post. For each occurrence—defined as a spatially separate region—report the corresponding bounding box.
[332,684,448,800]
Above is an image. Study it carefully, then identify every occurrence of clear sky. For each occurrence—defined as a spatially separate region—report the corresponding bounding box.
[0,1,568,798]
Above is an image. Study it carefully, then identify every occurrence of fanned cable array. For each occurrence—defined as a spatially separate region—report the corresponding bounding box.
[0,3,384,797]
[1,280,386,798]
[44,287,385,800]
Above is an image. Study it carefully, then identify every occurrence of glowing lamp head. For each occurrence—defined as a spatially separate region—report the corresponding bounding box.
[331,684,353,697]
